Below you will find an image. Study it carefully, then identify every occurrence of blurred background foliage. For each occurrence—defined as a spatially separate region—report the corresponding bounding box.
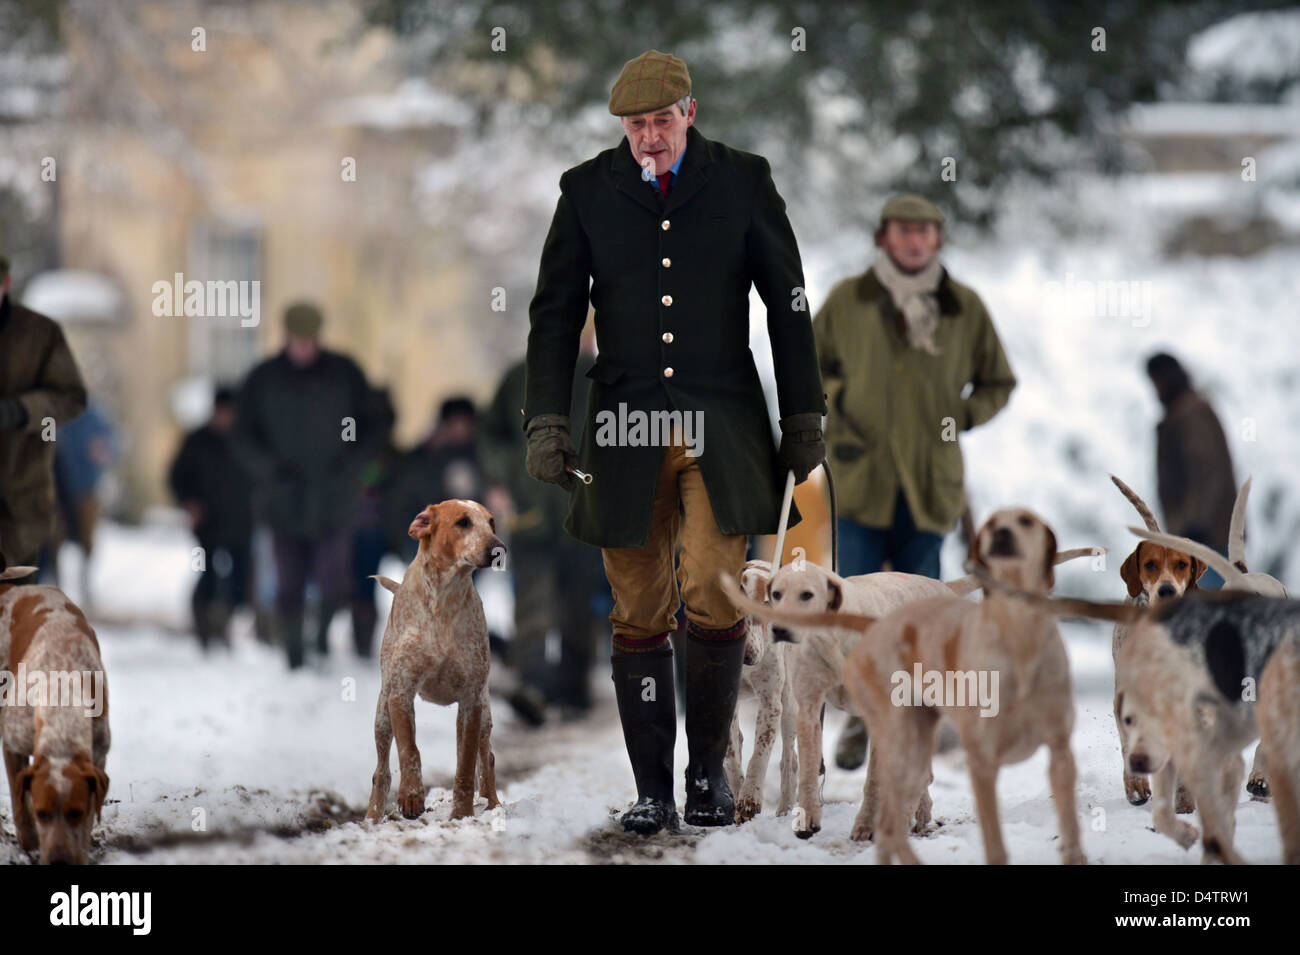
[362,0,1300,230]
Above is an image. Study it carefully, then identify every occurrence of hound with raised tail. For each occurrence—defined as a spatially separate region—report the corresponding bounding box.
[1110,474,1204,807]
[721,538,1099,843]
[0,580,110,864]
[1128,475,1289,799]
[725,559,798,823]
[365,501,505,822]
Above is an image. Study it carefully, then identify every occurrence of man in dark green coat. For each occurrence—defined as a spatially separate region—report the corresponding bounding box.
[524,51,825,835]
[814,194,1016,769]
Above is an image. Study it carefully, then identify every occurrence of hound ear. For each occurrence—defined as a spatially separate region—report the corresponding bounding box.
[408,506,437,540]
[76,756,109,820]
[1187,555,1207,591]
[1042,526,1058,590]
[16,757,39,796]
[756,575,770,602]
[827,579,843,611]
[1120,545,1143,598]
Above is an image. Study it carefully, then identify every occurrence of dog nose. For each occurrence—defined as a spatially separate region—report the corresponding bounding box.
[1157,583,1176,599]
[992,527,1013,544]
[771,626,794,644]
[1128,754,1150,774]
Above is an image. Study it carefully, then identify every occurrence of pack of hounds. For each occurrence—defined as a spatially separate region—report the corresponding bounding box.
[2,483,1296,864]
[723,475,1297,865]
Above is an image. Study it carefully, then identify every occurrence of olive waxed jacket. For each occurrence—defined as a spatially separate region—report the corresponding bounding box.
[813,267,1015,534]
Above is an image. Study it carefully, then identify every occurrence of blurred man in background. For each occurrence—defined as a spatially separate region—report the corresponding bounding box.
[234,302,382,669]
[169,386,254,649]
[349,386,399,659]
[813,194,1016,769]
[385,396,484,564]
[0,254,88,578]
[482,326,606,726]
[1147,352,1235,589]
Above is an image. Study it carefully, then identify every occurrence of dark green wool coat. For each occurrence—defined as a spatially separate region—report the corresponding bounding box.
[525,127,825,548]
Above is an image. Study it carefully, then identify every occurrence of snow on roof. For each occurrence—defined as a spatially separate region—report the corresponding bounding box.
[328,77,474,131]
[1124,101,1300,138]
[22,270,123,323]
[1188,9,1300,85]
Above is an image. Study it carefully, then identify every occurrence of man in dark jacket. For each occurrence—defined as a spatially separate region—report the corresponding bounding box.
[169,386,254,648]
[0,255,88,575]
[384,396,485,564]
[524,51,825,834]
[234,303,382,668]
[1148,352,1235,588]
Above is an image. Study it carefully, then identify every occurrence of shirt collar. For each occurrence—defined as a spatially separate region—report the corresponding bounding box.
[652,143,686,185]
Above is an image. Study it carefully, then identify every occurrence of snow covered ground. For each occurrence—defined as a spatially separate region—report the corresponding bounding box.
[0,520,1285,865]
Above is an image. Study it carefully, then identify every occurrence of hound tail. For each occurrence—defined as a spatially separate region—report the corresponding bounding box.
[944,546,1105,597]
[720,572,877,637]
[1228,477,1251,571]
[370,574,402,595]
[971,566,1146,625]
[1110,474,1161,532]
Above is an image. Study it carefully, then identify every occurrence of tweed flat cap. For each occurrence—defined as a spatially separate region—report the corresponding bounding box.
[283,301,323,337]
[609,50,691,116]
[879,194,946,227]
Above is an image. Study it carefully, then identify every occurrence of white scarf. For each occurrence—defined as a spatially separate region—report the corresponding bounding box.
[872,250,943,355]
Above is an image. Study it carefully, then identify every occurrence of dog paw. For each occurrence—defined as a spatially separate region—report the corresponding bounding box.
[734,796,761,824]
[397,788,426,819]
[850,821,874,843]
[1124,774,1151,806]
[1172,821,1199,849]
[794,821,820,840]
[913,800,933,832]
[449,798,475,820]
[1246,774,1270,801]
[1061,847,1087,866]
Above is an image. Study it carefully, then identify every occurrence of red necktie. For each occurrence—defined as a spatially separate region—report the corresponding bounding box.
[657,170,674,197]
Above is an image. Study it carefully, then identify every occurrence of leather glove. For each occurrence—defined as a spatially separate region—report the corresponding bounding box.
[0,398,28,431]
[777,412,825,484]
[525,413,578,492]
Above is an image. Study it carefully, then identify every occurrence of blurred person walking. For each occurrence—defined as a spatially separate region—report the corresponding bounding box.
[384,396,485,564]
[482,331,605,726]
[47,401,118,608]
[524,51,825,834]
[169,386,254,649]
[349,387,399,659]
[0,254,88,578]
[813,194,1016,769]
[234,303,383,669]
[1147,352,1236,589]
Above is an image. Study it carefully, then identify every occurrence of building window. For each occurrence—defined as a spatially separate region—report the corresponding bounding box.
[186,221,263,381]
